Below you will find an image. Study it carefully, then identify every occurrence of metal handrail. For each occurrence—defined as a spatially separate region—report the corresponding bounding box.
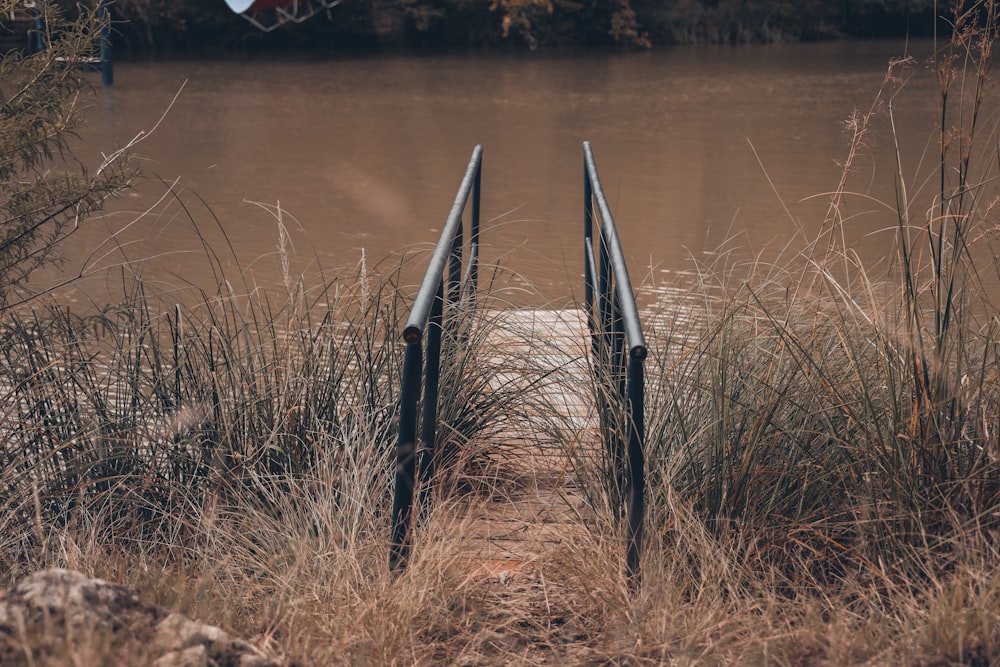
[582,141,646,585]
[389,145,482,572]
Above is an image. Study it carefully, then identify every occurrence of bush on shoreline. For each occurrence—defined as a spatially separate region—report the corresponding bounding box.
[0,0,133,310]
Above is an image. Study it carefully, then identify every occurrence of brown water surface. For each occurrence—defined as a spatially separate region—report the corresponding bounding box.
[52,41,962,308]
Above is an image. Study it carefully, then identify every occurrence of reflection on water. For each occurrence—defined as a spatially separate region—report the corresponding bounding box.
[51,41,967,308]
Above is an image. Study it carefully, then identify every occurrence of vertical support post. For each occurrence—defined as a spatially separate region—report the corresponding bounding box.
[583,168,595,329]
[583,140,647,588]
[390,338,424,572]
[447,222,465,345]
[390,145,482,574]
[173,304,182,409]
[584,168,601,376]
[598,232,613,412]
[612,293,626,397]
[625,353,645,585]
[611,289,627,503]
[98,0,113,86]
[598,233,612,340]
[584,243,599,362]
[448,222,463,308]
[598,233,624,505]
[417,282,444,508]
[469,164,481,299]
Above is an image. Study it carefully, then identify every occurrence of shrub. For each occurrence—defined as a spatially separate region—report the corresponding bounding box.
[0,0,133,310]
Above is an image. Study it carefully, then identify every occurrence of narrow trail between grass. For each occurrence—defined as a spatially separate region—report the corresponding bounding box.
[425,309,609,661]
[463,309,594,572]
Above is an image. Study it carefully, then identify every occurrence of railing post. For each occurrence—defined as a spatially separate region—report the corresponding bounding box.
[389,337,424,572]
[614,287,629,502]
[417,282,445,509]
[448,221,464,309]
[625,353,645,584]
[582,141,647,588]
[470,163,481,299]
[584,166,597,360]
[598,234,626,506]
[598,234,613,342]
[390,145,483,574]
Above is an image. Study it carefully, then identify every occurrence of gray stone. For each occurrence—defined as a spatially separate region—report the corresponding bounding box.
[0,568,282,666]
[153,645,208,667]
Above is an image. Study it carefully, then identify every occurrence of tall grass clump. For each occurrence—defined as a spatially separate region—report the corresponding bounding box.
[632,0,1000,603]
[0,259,402,574]
[540,4,1000,662]
[0,180,578,658]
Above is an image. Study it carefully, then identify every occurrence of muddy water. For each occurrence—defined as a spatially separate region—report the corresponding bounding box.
[54,40,956,308]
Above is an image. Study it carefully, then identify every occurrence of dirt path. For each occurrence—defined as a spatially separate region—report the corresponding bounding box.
[423,310,612,663]
[463,309,594,570]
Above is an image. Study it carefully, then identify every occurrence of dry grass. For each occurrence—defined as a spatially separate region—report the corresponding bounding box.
[4,3,1000,665]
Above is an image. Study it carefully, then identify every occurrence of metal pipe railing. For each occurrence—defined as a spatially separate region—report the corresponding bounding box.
[582,141,647,585]
[389,145,483,573]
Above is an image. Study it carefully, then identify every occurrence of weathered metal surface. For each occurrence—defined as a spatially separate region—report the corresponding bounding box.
[390,145,483,572]
[583,142,647,586]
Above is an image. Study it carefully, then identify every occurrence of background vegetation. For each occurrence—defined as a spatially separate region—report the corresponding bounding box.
[86,0,940,52]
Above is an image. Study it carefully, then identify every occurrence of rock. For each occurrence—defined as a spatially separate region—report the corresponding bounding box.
[153,645,208,667]
[0,568,282,666]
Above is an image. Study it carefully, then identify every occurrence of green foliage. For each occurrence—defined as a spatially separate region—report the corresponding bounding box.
[0,0,132,309]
